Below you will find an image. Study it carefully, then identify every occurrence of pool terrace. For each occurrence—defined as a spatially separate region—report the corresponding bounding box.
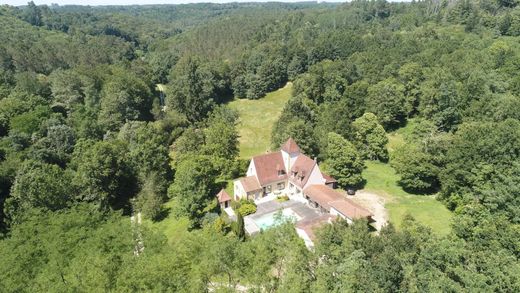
[244,199,322,235]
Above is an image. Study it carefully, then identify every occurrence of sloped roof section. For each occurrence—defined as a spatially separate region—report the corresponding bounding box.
[303,184,340,210]
[329,200,372,219]
[252,151,287,186]
[239,176,262,192]
[281,138,300,154]
[296,214,334,241]
[216,189,231,203]
[303,184,372,220]
[290,154,316,188]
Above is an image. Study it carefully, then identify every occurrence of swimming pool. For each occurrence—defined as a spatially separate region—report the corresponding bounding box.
[253,208,301,230]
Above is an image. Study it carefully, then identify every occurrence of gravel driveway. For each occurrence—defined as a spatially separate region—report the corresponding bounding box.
[346,190,389,231]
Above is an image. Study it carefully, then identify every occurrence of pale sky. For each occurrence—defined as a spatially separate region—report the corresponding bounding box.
[2,0,342,6]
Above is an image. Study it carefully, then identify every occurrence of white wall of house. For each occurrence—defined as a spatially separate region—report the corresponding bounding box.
[330,207,353,224]
[302,165,327,190]
[234,180,246,200]
[246,159,256,177]
[262,179,287,196]
[281,150,300,171]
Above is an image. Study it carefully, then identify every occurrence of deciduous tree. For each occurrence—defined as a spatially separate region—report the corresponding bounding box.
[353,112,388,161]
[324,132,364,188]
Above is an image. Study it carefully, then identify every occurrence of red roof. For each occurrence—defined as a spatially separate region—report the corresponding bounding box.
[281,138,300,154]
[329,200,372,219]
[303,184,340,210]
[239,176,262,192]
[296,214,334,241]
[289,154,316,188]
[216,189,231,203]
[303,185,372,220]
[252,151,287,186]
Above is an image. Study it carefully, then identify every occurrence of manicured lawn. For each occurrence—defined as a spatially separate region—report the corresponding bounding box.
[228,83,292,159]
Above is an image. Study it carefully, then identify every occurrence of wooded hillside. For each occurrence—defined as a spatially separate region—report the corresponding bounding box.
[0,1,519,291]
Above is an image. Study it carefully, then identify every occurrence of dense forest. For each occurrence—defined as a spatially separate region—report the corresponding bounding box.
[0,0,519,291]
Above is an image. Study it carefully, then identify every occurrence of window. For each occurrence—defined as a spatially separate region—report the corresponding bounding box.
[264,185,272,194]
[277,182,285,190]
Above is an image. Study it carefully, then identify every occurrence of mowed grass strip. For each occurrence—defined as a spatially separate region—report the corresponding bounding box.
[228,83,292,159]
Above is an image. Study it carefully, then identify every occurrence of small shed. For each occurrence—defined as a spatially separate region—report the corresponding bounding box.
[216,189,232,209]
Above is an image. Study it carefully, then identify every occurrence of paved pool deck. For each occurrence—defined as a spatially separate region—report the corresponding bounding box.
[244,199,322,235]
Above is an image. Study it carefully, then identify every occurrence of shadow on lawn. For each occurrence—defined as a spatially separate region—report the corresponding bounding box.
[153,206,172,222]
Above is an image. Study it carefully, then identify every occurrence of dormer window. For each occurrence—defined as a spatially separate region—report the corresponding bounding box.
[276,163,285,176]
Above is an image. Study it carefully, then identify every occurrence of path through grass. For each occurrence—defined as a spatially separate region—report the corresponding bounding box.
[228,83,292,159]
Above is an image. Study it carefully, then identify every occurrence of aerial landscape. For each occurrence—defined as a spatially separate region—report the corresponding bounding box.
[0,0,519,291]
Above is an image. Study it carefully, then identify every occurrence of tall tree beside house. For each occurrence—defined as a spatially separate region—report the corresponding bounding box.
[324,132,364,188]
[391,144,440,194]
[233,212,245,241]
[167,155,220,227]
[352,112,388,161]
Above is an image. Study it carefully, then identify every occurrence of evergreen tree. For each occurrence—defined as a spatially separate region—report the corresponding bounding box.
[234,212,245,241]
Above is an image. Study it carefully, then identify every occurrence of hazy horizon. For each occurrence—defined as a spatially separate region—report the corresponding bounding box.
[2,0,348,6]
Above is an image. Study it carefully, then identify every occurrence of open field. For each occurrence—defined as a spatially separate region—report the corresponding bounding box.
[228,83,292,159]
[362,160,452,235]
[362,120,452,235]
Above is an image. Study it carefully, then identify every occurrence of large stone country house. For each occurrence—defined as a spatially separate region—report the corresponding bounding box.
[233,138,371,224]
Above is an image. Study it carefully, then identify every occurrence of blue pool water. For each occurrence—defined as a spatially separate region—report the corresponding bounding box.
[253,208,301,230]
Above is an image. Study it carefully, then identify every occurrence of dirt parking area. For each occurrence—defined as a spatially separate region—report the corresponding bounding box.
[346,190,389,231]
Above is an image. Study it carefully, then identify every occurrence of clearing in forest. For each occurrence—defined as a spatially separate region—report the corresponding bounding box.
[362,124,453,235]
[228,86,452,235]
[228,83,292,159]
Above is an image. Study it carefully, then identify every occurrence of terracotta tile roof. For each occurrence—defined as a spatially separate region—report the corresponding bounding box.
[216,189,231,203]
[239,176,262,193]
[289,154,317,188]
[329,200,373,219]
[303,185,373,220]
[321,172,337,183]
[252,151,287,186]
[281,138,300,153]
[303,184,341,210]
[296,214,334,241]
